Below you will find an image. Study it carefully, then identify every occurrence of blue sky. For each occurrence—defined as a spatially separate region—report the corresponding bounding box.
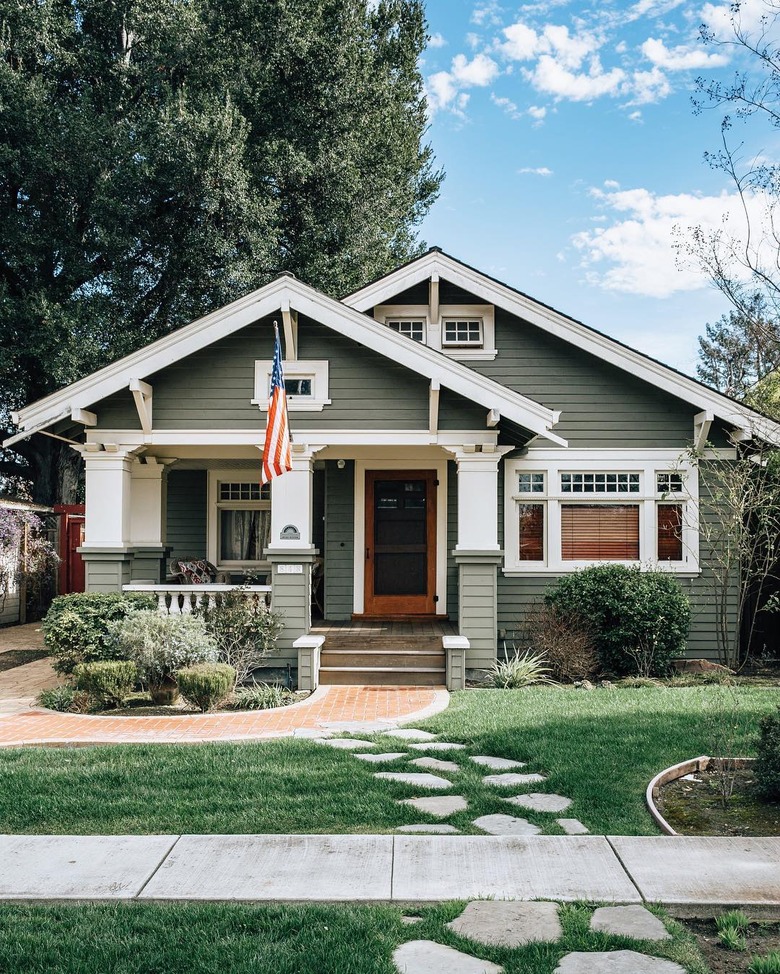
[417,0,779,377]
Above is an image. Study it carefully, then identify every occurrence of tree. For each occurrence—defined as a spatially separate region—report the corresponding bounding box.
[697,293,780,401]
[691,1,780,336]
[0,0,442,503]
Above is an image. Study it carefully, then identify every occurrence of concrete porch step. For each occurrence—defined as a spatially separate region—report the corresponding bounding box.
[319,665,446,686]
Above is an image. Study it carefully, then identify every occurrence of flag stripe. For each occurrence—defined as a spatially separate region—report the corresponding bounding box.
[261,324,292,485]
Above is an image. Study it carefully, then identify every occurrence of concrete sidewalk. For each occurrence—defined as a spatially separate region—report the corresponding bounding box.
[2,834,779,916]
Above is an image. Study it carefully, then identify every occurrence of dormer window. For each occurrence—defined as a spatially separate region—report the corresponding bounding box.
[386,319,425,342]
[442,318,483,348]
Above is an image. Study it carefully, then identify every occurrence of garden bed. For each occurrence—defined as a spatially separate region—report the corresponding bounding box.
[683,918,780,974]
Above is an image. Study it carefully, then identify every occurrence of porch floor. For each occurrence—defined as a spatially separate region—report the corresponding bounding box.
[311,620,458,637]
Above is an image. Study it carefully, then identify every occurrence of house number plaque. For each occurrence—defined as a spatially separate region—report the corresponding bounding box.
[280,524,301,540]
[278,564,303,574]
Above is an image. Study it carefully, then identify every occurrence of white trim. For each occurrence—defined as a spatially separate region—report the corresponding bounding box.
[207,469,271,571]
[503,448,700,576]
[346,251,780,446]
[13,274,564,446]
[252,359,331,411]
[353,458,448,616]
[85,428,502,448]
[374,302,496,360]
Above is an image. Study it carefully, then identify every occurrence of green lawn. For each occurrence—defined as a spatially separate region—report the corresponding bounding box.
[0,902,710,974]
[0,685,777,835]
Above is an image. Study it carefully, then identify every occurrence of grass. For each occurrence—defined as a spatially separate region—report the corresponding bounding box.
[0,685,777,835]
[0,901,710,974]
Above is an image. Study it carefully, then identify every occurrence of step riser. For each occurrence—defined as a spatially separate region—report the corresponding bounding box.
[319,670,445,687]
[320,636,443,651]
[320,652,445,668]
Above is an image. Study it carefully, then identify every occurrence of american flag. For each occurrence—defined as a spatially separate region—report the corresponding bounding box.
[261,321,292,484]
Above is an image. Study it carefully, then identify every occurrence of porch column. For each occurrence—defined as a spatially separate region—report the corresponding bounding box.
[80,448,135,591]
[448,447,511,676]
[128,457,171,583]
[264,446,323,661]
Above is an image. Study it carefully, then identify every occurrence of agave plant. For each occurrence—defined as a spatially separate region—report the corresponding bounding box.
[488,650,554,689]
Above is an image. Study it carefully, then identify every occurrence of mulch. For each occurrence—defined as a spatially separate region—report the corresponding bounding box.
[0,650,48,673]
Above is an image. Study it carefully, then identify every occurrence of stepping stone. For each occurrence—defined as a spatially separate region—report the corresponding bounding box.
[396,824,460,834]
[409,742,467,752]
[402,915,424,924]
[472,814,542,836]
[470,756,526,770]
[410,757,460,772]
[399,796,469,817]
[394,940,503,974]
[503,793,572,813]
[590,906,671,941]
[557,818,589,835]
[353,752,406,763]
[554,951,684,973]
[383,728,438,741]
[483,773,547,787]
[448,900,562,947]
[375,772,453,790]
[312,738,375,749]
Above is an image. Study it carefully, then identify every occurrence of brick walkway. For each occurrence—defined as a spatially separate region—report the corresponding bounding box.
[0,622,59,716]
[0,685,448,746]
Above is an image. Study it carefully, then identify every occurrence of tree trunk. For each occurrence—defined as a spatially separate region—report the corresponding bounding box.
[26,438,84,506]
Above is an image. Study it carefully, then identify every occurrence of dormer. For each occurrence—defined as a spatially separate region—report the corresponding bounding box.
[372,274,497,361]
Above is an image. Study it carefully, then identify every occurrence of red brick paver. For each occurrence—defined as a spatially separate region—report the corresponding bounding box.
[0,685,447,746]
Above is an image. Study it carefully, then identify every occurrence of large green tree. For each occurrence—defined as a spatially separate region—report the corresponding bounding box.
[0,0,442,503]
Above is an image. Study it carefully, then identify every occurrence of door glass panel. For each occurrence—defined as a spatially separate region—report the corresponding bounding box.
[373,479,427,595]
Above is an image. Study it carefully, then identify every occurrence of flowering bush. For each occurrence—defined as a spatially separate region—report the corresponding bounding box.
[109,610,218,689]
[0,507,58,614]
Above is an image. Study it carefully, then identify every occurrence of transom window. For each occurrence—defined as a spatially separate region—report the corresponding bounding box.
[219,483,270,502]
[442,318,483,347]
[518,472,545,493]
[561,472,640,493]
[386,319,425,342]
[657,472,684,494]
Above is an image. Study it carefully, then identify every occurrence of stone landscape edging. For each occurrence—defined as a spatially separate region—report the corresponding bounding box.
[646,755,757,835]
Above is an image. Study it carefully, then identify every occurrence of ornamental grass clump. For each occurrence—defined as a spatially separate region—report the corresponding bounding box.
[36,685,76,712]
[177,663,236,712]
[109,611,217,699]
[72,660,137,708]
[749,953,780,974]
[227,682,297,710]
[544,564,690,677]
[42,592,156,675]
[488,650,553,689]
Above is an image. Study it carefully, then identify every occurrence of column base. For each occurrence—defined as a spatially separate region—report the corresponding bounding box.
[453,550,503,674]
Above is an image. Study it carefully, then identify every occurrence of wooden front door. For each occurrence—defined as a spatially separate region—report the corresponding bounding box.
[364,470,437,616]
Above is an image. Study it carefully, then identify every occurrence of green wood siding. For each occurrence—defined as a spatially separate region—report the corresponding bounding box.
[324,460,355,620]
[165,470,207,564]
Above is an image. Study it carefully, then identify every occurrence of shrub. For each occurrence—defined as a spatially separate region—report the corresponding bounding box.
[749,953,780,974]
[488,650,553,689]
[544,565,690,677]
[227,682,297,710]
[73,660,137,708]
[520,603,599,682]
[177,663,236,712]
[37,685,75,712]
[42,592,156,675]
[197,587,284,686]
[109,611,218,691]
[755,706,780,802]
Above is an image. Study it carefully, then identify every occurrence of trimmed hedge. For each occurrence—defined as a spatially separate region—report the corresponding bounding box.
[544,564,690,677]
[73,660,138,708]
[177,663,236,712]
[756,707,780,802]
[42,592,156,675]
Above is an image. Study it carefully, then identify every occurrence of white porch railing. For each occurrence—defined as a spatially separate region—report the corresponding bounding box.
[122,584,272,616]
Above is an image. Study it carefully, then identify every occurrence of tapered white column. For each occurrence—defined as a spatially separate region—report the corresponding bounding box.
[83,450,134,547]
[266,448,321,553]
[448,448,506,551]
[129,458,168,547]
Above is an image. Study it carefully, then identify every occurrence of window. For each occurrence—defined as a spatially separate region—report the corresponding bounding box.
[504,454,698,574]
[386,319,425,342]
[561,504,640,560]
[254,360,329,411]
[442,318,483,347]
[209,474,271,568]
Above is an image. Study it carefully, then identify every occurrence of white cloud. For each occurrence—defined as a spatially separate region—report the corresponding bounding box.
[491,93,522,119]
[518,166,554,175]
[529,55,626,101]
[628,66,672,104]
[628,109,643,122]
[528,104,547,119]
[604,179,621,189]
[426,71,459,112]
[428,32,447,49]
[572,185,768,297]
[451,52,500,86]
[501,23,540,60]
[472,0,504,27]
[501,22,602,68]
[700,0,774,42]
[641,37,729,70]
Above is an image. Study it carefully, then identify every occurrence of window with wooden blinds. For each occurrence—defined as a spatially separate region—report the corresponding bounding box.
[561,504,640,560]
[518,503,544,560]
[657,504,683,561]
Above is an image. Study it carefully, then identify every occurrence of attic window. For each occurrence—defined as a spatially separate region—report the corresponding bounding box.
[253,360,330,412]
[442,318,483,347]
[386,319,425,342]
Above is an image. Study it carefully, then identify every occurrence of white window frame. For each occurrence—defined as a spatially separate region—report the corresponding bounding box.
[503,449,700,575]
[252,360,330,412]
[442,316,484,348]
[374,303,496,360]
[207,470,271,571]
